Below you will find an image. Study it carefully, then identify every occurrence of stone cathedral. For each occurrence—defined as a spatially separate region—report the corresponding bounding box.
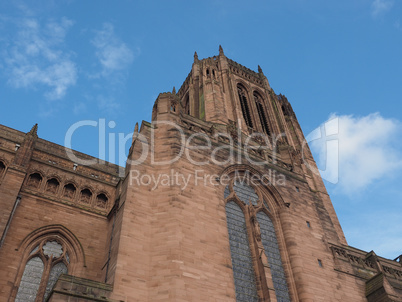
[0,47,401,302]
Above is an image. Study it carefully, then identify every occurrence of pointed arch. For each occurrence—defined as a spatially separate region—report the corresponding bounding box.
[17,224,86,268]
[13,225,85,301]
[221,167,293,301]
[219,164,290,210]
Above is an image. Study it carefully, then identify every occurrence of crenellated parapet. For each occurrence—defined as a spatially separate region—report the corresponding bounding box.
[227,58,265,87]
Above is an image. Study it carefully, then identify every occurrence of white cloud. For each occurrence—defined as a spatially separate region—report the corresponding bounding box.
[310,113,402,195]
[91,23,135,77]
[3,16,77,100]
[371,0,394,17]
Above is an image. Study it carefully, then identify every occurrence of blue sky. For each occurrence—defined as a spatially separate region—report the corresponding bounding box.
[0,0,401,259]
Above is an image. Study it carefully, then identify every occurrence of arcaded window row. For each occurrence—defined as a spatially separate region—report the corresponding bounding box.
[25,172,109,210]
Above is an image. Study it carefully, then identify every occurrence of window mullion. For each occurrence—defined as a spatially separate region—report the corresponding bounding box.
[35,255,52,302]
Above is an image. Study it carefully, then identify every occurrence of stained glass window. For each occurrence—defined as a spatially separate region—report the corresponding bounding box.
[44,262,68,301]
[257,211,291,302]
[225,201,259,302]
[224,178,291,301]
[233,181,258,206]
[15,257,44,302]
[15,239,69,302]
[224,185,230,199]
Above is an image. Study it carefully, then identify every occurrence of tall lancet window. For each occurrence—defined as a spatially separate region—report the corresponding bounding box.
[237,85,253,129]
[183,94,190,115]
[225,201,259,301]
[257,211,291,301]
[254,92,271,136]
[224,178,291,302]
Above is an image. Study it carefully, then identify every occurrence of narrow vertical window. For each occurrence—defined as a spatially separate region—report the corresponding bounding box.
[254,93,271,135]
[225,201,259,301]
[237,85,253,129]
[15,257,44,302]
[183,94,190,115]
[257,211,291,302]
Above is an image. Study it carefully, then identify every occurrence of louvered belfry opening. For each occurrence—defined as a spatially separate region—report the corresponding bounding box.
[237,85,253,129]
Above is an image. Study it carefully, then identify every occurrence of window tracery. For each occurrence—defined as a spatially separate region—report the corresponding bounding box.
[224,177,291,301]
[15,239,70,302]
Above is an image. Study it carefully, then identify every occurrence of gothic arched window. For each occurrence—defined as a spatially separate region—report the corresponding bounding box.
[237,85,253,129]
[254,92,271,136]
[15,239,70,302]
[224,177,291,301]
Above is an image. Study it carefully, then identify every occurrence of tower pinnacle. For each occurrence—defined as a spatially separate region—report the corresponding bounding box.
[28,123,38,137]
[219,45,224,56]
